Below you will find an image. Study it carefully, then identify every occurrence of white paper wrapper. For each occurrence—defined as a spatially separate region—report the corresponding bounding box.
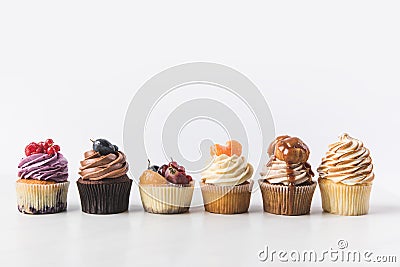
[319,178,372,216]
[16,181,70,214]
[200,180,254,214]
[139,182,194,214]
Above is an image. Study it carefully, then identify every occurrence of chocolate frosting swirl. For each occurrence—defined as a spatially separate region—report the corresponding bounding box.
[318,133,374,185]
[79,150,129,180]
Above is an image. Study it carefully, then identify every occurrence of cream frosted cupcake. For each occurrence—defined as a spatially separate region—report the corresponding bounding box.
[200,140,254,214]
[259,135,316,215]
[318,133,374,216]
[139,159,194,214]
[16,139,70,214]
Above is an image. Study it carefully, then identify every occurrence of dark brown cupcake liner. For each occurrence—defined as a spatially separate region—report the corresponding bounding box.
[77,175,132,214]
[259,180,316,216]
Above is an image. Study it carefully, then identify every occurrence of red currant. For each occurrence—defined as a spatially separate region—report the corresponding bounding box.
[38,141,49,150]
[45,139,54,146]
[47,146,56,156]
[35,146,44,153]
[37,141,45,149]
[25,142,38,156]
[53,145,60,152]
[25,145,32,156]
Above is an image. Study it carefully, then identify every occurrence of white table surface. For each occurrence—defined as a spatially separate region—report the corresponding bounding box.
[1,176,399,267]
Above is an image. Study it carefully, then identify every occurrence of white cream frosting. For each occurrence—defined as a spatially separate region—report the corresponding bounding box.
[261,158,312,185]
[201,154,253,186]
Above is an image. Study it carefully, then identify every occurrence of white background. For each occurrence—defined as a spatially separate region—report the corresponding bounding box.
[1,1,400,267]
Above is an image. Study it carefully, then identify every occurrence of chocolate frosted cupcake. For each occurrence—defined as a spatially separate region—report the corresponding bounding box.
[77,138,132,214]
[318,133,374,216]
[16,139,70,214]
[139,159,194,214]
[259,136,316,215]
[200,140,254,214]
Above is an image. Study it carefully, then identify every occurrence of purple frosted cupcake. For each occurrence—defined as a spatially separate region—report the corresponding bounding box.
[16,139,70,214]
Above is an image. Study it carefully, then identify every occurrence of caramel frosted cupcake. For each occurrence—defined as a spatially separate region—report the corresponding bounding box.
[318,133,374,216]
[259,135,316,215]
[77,138,132,214]
[139,159,194,214]
[16,139,70,214]
[200,140,254,214]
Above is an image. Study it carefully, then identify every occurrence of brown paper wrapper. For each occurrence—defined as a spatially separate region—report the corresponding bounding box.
[259,180,316,216]
[139,182,195,214]
[318,178,372,216]
[200,180,254,214]
[16,180,70,214]
[77,175,132,214]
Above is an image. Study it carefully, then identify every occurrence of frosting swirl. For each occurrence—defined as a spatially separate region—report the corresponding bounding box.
[201,154,253,186]
[261,159,313,185]
[18,153,68,182]
[79,150,129,180]
[318,133,374,185]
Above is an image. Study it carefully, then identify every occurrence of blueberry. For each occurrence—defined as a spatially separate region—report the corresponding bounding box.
[92,139,116,155]
[148,165,159,172]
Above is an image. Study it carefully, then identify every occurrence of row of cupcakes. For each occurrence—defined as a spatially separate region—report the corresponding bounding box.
[16,133,375,216]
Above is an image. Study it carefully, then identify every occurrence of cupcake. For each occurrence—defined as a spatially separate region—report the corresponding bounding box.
[200,140,254,214]
[16,139,70,214]
[139,159,194,214]
[259,135,316,215]
[77,138,132,214]
[318,133,374,216]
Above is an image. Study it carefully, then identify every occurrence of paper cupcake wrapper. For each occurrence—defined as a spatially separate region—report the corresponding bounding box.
[77,179,133,214]
[259,180,316,216]
[318,178,372,216]
[139,184,195,214]
[200,180,254,214]
[16,181,70,214]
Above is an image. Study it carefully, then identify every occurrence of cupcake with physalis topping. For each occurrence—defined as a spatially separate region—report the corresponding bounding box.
[77,138,132,214]
[259,135,316,215]
[200,140,254,214]
[139,159,194,214]
[318,133,374,216]
[16,139,70,214]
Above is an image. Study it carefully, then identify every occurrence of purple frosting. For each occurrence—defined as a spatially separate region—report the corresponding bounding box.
[18,153,68,182]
